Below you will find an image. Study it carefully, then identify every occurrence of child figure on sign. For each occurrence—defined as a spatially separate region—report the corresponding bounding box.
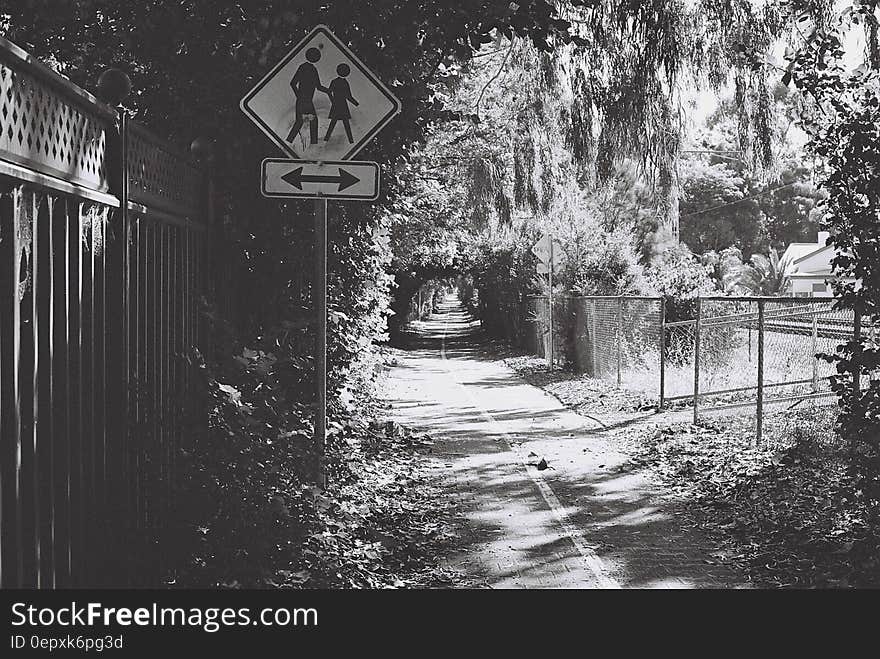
[324,64,359,144]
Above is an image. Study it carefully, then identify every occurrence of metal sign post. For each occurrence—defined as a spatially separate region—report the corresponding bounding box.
[548,238,553,370]
[532,232,561,370]
[314,198,328,485]
[242,25,401,486]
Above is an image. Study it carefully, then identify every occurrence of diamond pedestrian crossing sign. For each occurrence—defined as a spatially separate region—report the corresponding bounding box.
[240,24,401,163]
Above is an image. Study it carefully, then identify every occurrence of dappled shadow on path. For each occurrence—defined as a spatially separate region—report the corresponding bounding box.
[394,301,517,362]
[385,297,748,588]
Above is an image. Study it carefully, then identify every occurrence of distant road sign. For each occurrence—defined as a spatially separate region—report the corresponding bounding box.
[531,233,563,264]
[532,235,550,263]
[261,159,380,201]
[241,25,401,162]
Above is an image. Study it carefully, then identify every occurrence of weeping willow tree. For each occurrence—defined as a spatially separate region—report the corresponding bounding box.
[390,0,865,300]
[415,0,791,254]
[501,1,789,243]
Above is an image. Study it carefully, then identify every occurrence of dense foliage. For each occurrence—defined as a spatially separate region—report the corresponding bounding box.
[679,86,823,258]
[646,244,717,321]
[384,0,803,326]
[182,336,458,586]
[1,0,575,582]
[1,0,571,344]
[785,0,880,510]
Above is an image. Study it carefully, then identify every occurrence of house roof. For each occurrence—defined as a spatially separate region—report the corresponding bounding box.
[782,243,836,277]
[781,242,823,264]
[793,243,833,265]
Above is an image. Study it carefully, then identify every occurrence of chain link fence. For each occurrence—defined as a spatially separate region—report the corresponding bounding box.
[522,295,663,397]
[517,294,862,442]
[661,297,860,442]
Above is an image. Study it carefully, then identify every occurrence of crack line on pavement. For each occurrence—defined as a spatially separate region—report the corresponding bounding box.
[440,309,621,589]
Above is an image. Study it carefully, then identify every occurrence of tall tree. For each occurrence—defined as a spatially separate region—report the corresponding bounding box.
[679,157,763,255]
[679,83,823,257]
[0,0,572,409]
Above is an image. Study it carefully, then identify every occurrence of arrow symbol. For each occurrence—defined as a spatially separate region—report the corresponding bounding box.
[281,167,360,192]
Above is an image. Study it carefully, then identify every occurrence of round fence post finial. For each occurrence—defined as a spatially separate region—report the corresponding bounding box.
[96,68,132,107]
[190,137,216,165]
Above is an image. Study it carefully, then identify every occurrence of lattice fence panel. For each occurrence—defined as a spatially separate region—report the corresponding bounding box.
[0,55,111,191]
[127,123,202,217]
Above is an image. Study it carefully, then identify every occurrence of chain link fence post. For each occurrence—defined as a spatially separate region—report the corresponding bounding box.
[852,301,862,456]
[616,296,622,387]
[756,298,765,446]
[693,297,701,425]
[812,309,819,393]
[854,301,862,396]
[659,297,666,411]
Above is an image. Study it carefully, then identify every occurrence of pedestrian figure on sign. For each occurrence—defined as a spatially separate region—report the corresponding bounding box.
[286,47,328,146]
[324,63,359,144]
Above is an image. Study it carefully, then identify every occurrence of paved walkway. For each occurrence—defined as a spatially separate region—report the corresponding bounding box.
[384,296,748,588]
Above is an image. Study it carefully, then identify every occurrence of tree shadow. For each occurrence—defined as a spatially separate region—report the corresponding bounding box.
[386,297,751,589]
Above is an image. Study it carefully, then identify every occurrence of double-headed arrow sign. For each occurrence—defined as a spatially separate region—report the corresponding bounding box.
[262,159,380,200]
[282,166,360,192]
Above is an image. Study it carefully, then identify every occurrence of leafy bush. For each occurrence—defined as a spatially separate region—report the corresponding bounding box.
[326,211,395,403]
[648,244,724,366]
[179,333,320,587]
[816,92,880,508]
[465,236,541,340]
[456,274,476,313]
[175,206,397,586]
[560,227,647,295]
[646,243,717,322]
[179,321,452,588]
